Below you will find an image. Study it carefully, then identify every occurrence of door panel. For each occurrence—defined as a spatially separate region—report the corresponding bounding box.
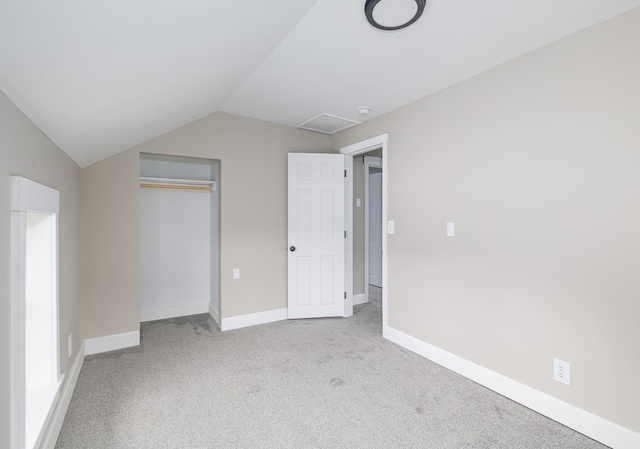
[288,153,345,319]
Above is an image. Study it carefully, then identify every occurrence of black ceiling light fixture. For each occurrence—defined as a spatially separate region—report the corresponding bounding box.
[365,0,426,31]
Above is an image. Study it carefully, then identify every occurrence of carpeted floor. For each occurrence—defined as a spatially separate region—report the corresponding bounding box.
[369,284,382,307]
[55,289,608,449]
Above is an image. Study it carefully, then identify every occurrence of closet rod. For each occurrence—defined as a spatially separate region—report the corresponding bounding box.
[139,177,216,191]
[140,183,213,191]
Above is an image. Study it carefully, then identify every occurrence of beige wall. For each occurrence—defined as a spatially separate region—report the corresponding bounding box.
[80,112,331,338]
[333,7,640,434]
[0,91,81,447]
[81,150,141,339]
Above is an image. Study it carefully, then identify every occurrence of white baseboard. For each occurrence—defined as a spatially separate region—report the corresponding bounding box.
[140,303,209,322]
[384,326,640,449]
[40,341,85,449]
[209,303,220,328]
[84,331,140,356]
[221,308,287,332]
[353,294,366,305]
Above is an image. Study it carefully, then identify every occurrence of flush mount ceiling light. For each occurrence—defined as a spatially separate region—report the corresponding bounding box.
[365,0,426,31]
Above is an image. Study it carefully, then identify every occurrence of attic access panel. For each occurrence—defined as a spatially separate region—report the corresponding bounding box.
[297,113,361,135]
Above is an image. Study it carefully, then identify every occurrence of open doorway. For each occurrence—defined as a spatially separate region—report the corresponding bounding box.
[364,155,383,311]
[351,152,383,311]
[341,134,388,335]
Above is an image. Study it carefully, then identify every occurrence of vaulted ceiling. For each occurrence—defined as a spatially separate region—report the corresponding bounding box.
[1,0,639,167]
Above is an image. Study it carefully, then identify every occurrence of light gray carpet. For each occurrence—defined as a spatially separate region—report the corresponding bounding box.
[55,296,608,449]
[369,284,382,307]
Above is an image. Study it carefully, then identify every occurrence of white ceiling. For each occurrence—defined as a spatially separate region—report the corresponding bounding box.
[1,0,639,167]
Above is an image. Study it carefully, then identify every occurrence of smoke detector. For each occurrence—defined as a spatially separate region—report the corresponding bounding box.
[357,106,371,117]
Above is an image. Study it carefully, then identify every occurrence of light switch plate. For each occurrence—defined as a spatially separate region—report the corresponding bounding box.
[447,222,455,237]
[233,268,240,280]
[387,220,395,234]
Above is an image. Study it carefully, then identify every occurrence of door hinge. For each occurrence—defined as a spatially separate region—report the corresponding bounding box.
[344,169,347,178]
[344,291,347,299]
[344,230,347,238]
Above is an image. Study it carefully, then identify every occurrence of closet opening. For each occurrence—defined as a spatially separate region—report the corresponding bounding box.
[139,153,221,327]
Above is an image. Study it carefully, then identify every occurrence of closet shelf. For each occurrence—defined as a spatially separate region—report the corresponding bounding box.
[140,177,216,191]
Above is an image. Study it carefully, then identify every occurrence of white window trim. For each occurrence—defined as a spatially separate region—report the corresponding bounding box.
[10,176,62,449]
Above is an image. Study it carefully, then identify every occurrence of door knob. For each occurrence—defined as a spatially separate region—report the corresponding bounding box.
[290,246,296,252]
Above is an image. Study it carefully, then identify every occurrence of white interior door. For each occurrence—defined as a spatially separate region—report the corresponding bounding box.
[288,153,345,319]
[368,167,383,287]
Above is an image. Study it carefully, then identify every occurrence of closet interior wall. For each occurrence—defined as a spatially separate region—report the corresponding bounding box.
[139,153,220,324]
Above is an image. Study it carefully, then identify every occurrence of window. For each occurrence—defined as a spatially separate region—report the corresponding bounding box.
[10,176,62,449]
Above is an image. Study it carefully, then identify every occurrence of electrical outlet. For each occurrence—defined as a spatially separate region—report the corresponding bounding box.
[68,333,73,358]
[553,358,571,386]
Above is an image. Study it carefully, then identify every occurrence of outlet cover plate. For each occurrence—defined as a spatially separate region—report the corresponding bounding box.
[553,358,571,386]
